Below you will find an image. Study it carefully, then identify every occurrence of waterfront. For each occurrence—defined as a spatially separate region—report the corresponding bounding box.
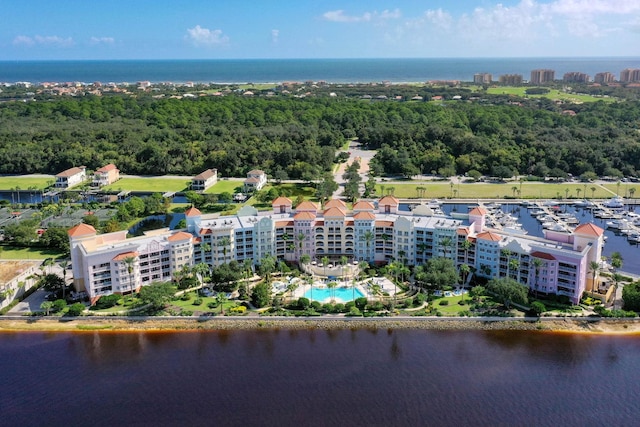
[2,329,640,426]
[2,57,639,84]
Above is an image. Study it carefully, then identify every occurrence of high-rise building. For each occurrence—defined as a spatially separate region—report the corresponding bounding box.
[594,72,615,84]
[563,72,590,83]
[620,68,640,83]
[530,69,555,84]
[499,74,523,85]
[473,73,492,84]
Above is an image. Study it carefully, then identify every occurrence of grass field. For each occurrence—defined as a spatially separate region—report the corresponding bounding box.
[376,181,616,199]
[0,176,54,191]
[602,183,639,198]
[203,180,244,194]
[485,86,615,103]
[102,177,190,192]
[0,246,65,260]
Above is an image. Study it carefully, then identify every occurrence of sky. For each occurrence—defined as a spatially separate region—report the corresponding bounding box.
[1,0,639,60]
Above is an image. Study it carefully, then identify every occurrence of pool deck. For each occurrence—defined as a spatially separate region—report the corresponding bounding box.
[284,276,397,303]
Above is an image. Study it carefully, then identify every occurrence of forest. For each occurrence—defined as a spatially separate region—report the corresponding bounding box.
[1,92,640,179]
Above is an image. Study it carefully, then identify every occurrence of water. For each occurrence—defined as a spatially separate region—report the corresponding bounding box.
[304,286,365,302]
[442,202,640,276]
[1,57,639,84]
[1,329,639,426]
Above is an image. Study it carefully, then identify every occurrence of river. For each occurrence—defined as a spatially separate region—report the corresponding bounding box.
[1,329,639,426]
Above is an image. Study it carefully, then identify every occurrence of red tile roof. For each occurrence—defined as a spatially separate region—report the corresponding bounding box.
[353,201,375,211]
[67,223,97,237]
[324,199,347,209]
[272,196,292,206]
[469,207,488,216]
[96,163,118,173]
[193,169,217,180]
[296,201,319,211]
[477,231,502,242]
[185,206,202,217]
[323,207,346,217]
[294,211,316,221]
[56,166,85,178]
[354,211,376,220]
[531,251,556,260]
[378,195,399,206]
[574,223,604,237]
[113,251,139,261]
[168,231,193,242]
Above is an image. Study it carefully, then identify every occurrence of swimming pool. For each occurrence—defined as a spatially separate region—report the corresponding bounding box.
[303,286,365,302]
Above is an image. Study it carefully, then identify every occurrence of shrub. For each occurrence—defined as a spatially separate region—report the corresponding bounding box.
[94,294,120,309]
[354,297,368,311]
[334,303,346,313]
[52,299,67,313]
[438,300,449,306]
[229,306,247,314]
[297,297,311,309]
[346,306,362,317]
[207,301,218,309]
[180,293,191,301]
[180,309,193,316]
[193,297,203,306]
[413,293,426,306]
[310,301,322,311]
[66,303,85,316]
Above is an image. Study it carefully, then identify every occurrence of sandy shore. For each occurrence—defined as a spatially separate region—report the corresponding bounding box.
[2,316,640,335]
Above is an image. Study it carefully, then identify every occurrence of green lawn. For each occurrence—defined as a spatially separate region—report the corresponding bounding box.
[0,176,54,191]
[103,177,191,192]
[603,183,639,198]
[0,246,65,260]
[485,87,616,103]
[170,293,240,313]
[376,181,616,199]
[431,295,472,315]
[203,180,244,194]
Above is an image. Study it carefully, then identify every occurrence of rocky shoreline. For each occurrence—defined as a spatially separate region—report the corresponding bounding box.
[2,316,640,334]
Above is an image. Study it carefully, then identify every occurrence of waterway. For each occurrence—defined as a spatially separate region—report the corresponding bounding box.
[1,329,639,426]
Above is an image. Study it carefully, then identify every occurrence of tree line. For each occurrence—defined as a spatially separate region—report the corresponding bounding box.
[1,94,640,179]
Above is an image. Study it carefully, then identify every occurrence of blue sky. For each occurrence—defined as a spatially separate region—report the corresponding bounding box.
[2,0,639,60]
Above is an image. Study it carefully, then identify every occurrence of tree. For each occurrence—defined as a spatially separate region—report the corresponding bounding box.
[439,236,454,258]
[610,252,623,271]
[622,282,640,311]
[532,258,543,297]
[361,230,374,261]
[216,292,228,315]
[251,281,271,308]
[40,301,53,316]
[123,255,137,295]
[258,254,276,284]
[218,236,231,263]
[589,261,601,293]
[327,281,337,302]
[296,232,306,258]
[487,277,528,309]
[321,256,330,278]
[40,227,71,254]
[58,259,70,300]
[414,257,458,291]
[530,301,546,316]
[66,302,85,316]
[470,285,486,303]
[138,282,175,311]
[459,263,471,287]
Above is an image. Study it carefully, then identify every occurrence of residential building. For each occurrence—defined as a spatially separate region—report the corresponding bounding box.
[243,169,267,192]
[594,72,616,84]
[530,69,555,84]
[563,72,590,83]
[620,68,640,83]
[93,163,120,187]
[473,73,492,84]
[55,166,87,188]
[70,197,604,305]
[192,169,218,191]
[499,74,523,85]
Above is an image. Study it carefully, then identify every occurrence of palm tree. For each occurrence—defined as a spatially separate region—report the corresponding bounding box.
[371,283,382,303]
[286,281,299,303]
[299,254,311,272]
[576,188,582,199]
[58,259,69,300]
[509,258,520,281]
[361,230,374,261]
[610,252,623,271]
[340,255,348,279]
[440,236,453,259]
[200,242,211,264]
[281,232,291,258]
[512,186,518,197]
[459,263,471,288]
[590,186,596,199]
[242,258,253,297]
[589,261,601,293]
[630,187,636,200]
[296,232,305,258]
[564,188,570,199]
[616,180,622,196]
[192,262,210,291]
[123,256,136,296]
[327,281,337,302]
[216,292,227,315]
[40,301,53,316]
[532,258,542,297]
[217,236,231,264]
[305,274,314,303]
[461,239,472,265]
[501,249,512,277]
[321,256,330,278]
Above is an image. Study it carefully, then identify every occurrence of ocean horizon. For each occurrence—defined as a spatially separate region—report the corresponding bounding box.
[2,57,640,84]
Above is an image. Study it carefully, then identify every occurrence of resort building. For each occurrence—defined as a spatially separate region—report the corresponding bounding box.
[620,68,640,83]
[191,169,218,192]
[473,73,492,84]
[498,74,523,85]
[530,69,555,84]
[55,166,87,189]
[70,196,604,305]
[594,72,616,84]
[243,169,267,192]
[563,72,590,83]
[92,163,120,187]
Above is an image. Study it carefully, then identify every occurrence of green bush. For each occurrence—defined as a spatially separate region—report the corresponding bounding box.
[334,303,345,313]
[413,293,426,306]
[207,301,217,309]
[94,294,120,309]
[297,297,310,309]
[438,300,449,306]
[193,297,203,306]
[180,293,191,301]
[66,303,85,316]
[52,299,67,313]
[310,301,322,311]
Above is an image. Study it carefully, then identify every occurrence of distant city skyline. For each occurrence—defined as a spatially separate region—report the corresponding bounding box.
[2,0,640,60]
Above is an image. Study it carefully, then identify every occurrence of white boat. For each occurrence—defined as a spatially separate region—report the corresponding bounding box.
[603,196,625,209]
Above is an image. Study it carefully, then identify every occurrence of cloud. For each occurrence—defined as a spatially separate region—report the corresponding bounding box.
[12,35,74,47]
[186,25,229,46]
[90,36,115,45]
[271,29,279,44]
[548,0,640,15]
[322,9,400,23]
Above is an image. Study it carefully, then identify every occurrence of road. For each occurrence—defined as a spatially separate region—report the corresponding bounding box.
[332,140,375,199]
